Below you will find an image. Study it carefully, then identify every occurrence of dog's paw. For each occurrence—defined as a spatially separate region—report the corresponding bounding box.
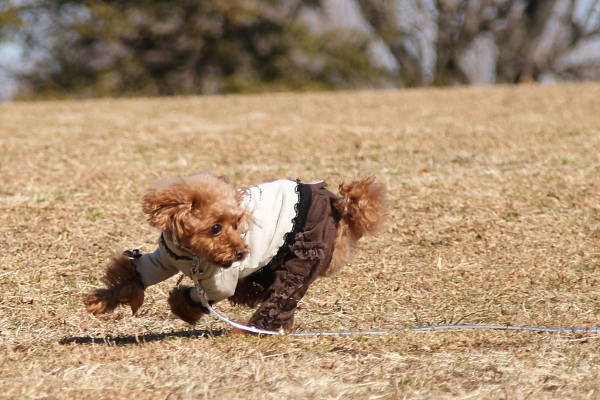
[83,284,145,316]
[168,285,208,325]
[83,289,112,315]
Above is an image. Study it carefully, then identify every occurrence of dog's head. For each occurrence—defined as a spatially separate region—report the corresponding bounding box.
[141,172,251,268]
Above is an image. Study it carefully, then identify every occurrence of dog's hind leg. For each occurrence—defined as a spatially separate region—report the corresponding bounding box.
[248,246,328,332]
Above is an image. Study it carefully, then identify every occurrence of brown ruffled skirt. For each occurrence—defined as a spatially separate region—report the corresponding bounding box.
[230,181,340,330]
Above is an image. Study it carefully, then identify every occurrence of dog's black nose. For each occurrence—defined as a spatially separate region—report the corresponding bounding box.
[235,249,245,260]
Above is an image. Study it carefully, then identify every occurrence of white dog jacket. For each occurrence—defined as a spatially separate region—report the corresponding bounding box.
[132,180,305,302]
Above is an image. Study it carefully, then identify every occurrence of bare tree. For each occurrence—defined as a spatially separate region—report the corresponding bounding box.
[1,0,386,99]
[516,0,600,82]
[2,0,600,99]
[356,0,600,85]
[356,0,437,85]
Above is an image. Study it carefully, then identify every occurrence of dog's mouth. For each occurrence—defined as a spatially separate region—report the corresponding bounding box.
[217,249,247,269]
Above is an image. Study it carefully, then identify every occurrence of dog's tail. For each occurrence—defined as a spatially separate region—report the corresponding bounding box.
[321,175,388,277]
[83,254,145,315]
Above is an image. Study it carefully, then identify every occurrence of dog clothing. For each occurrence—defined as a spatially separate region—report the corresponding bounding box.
[131,179,340,330]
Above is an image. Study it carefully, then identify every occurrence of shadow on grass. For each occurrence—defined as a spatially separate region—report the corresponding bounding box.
[60,328,226,346]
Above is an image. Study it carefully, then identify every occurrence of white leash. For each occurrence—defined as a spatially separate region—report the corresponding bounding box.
[189,268,286,336]
[190,275,600,337]
[204,302,600,337]
[205,302,286,335]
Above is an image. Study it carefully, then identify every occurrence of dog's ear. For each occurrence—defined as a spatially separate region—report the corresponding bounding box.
[234,189,257,230]
[141,181,191,231]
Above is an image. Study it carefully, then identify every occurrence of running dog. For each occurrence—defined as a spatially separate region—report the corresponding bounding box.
[84,172,387,331]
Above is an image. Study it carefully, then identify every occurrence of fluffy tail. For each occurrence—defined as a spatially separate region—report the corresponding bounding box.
[83,254,145,315]
[321,175,387,277]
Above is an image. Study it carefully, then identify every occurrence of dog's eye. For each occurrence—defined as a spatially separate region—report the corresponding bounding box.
[233,223,238,230]
[211,224,222,235]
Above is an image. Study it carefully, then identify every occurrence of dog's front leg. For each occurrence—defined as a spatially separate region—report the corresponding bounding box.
[168,285,211,325]
[83,254,145,315]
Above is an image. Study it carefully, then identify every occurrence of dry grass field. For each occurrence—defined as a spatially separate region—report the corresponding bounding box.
[1,82,600,399]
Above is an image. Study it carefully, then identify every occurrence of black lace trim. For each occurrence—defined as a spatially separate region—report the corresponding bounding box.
[160,234,194,261]
[244,181,312,280]
[288,181,312,247]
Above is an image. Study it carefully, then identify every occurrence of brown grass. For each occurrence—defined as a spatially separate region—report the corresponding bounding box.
[1,83,600,399]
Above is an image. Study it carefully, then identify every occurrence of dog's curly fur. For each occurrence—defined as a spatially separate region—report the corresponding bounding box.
[84,172,387,328]
[140,173,252,268]
[167,285,207,325]
[322,175,387,277]
[83,254,145,315]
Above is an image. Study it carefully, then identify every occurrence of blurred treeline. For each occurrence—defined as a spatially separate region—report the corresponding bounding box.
[1,0,599,99]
